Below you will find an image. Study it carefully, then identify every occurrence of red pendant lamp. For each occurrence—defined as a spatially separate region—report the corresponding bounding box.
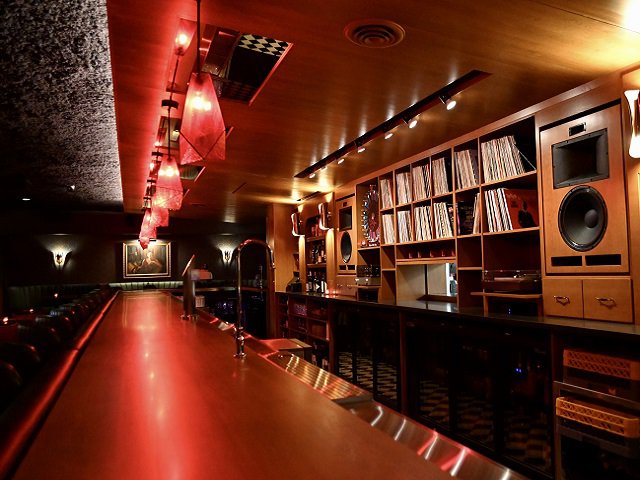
[180,72,225,165]
[154,156,183,210]
[179,0,225,165]
[174,18,196,57]
[151,200,169,227]
[139,236,151,250]
[139,208,157,240]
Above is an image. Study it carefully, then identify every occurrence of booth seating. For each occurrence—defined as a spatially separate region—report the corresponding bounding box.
[108,280,183,291]
[0,286,116,480]
[5,283,101,314]
[4,281,187,315]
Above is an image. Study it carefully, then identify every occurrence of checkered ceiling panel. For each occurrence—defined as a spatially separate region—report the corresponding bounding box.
[238,34,288,57]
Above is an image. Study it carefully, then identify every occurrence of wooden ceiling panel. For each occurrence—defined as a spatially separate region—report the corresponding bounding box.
[106,0,640,224]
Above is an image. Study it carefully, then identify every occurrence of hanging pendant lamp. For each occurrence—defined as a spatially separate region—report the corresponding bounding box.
[180,72,226,165]
[139,236,151,250]
[140,208,157,240]
[151,200,170,227]
[179,0,225,165]
[154,156,183,210]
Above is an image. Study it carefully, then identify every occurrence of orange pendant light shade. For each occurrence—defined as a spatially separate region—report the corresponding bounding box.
[174,19,196,56]
[139,236,151,250]
[139,208,157,240]
[151,201,170,227]
[155,156,183,210]
[179,72,225,165]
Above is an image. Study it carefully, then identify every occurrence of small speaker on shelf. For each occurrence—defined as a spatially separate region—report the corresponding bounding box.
[336,195,356,273]
[540,104,629,274]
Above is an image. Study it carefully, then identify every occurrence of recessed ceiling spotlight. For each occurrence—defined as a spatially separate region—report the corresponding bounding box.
[407,116,418,129]
[440,94,457,110]
[67,185,76,192]
[337,157,345,165]
[309,172,316,178]
[358,146,366,153]
[22,197,31,201]
[384,131,394,140]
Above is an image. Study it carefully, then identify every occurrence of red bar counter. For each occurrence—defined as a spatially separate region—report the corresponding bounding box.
[11,291,450,480]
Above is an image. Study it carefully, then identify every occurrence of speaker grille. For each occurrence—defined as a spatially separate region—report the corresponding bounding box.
[340,231,352,264]
[558,185,607,251]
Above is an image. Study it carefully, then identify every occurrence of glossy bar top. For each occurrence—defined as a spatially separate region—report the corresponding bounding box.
[12,291,450,480]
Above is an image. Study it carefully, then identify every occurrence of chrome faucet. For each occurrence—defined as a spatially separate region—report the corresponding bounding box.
[234,239,275,358]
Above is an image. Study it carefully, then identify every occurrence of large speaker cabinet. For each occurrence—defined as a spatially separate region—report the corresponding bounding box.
[540,104,629,275]
[335,194,357,274]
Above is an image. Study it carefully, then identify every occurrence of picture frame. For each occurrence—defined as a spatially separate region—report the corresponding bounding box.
[123,241,171,278]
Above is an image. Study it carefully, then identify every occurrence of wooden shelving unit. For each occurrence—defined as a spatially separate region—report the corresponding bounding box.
[303,215,328,294]
[346,116,540,309]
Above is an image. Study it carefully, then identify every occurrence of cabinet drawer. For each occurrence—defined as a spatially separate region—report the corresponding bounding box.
[583,278,632,323]
[543,278,583,318]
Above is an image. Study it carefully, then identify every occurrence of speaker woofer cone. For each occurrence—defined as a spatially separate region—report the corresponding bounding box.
[558,185,607,251]
[340,231,352,263]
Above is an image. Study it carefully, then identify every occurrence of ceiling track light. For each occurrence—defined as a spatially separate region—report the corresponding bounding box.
[292,70,489,179]
[405,116,418,129]
[440,94,457,110]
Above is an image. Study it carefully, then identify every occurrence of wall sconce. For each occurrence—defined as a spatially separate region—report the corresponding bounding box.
[318,202,332,230]
[53,251,69,270]
[625,89,640,158]
[291,211,303,236]
[222,249,234,264]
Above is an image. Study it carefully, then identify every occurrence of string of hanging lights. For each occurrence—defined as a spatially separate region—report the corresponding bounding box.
[137,0,226,248]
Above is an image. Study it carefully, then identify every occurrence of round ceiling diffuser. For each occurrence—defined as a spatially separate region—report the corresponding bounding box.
[344,19,405,48]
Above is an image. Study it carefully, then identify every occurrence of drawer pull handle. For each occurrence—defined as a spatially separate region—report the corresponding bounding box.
[554,295,570,305]
[596,297,616,307]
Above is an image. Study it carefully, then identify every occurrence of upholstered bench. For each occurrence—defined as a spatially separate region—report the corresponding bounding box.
[0,288,116,479]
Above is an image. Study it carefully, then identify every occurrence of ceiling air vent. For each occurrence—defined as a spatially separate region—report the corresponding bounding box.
[202,26,291,104]
[344,19,405,48]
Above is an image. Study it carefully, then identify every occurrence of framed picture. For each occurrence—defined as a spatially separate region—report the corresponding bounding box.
[123,241,171,278]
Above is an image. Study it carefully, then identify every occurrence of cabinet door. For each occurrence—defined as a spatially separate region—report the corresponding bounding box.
[583,278,633,323]
[543,278,583,318]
